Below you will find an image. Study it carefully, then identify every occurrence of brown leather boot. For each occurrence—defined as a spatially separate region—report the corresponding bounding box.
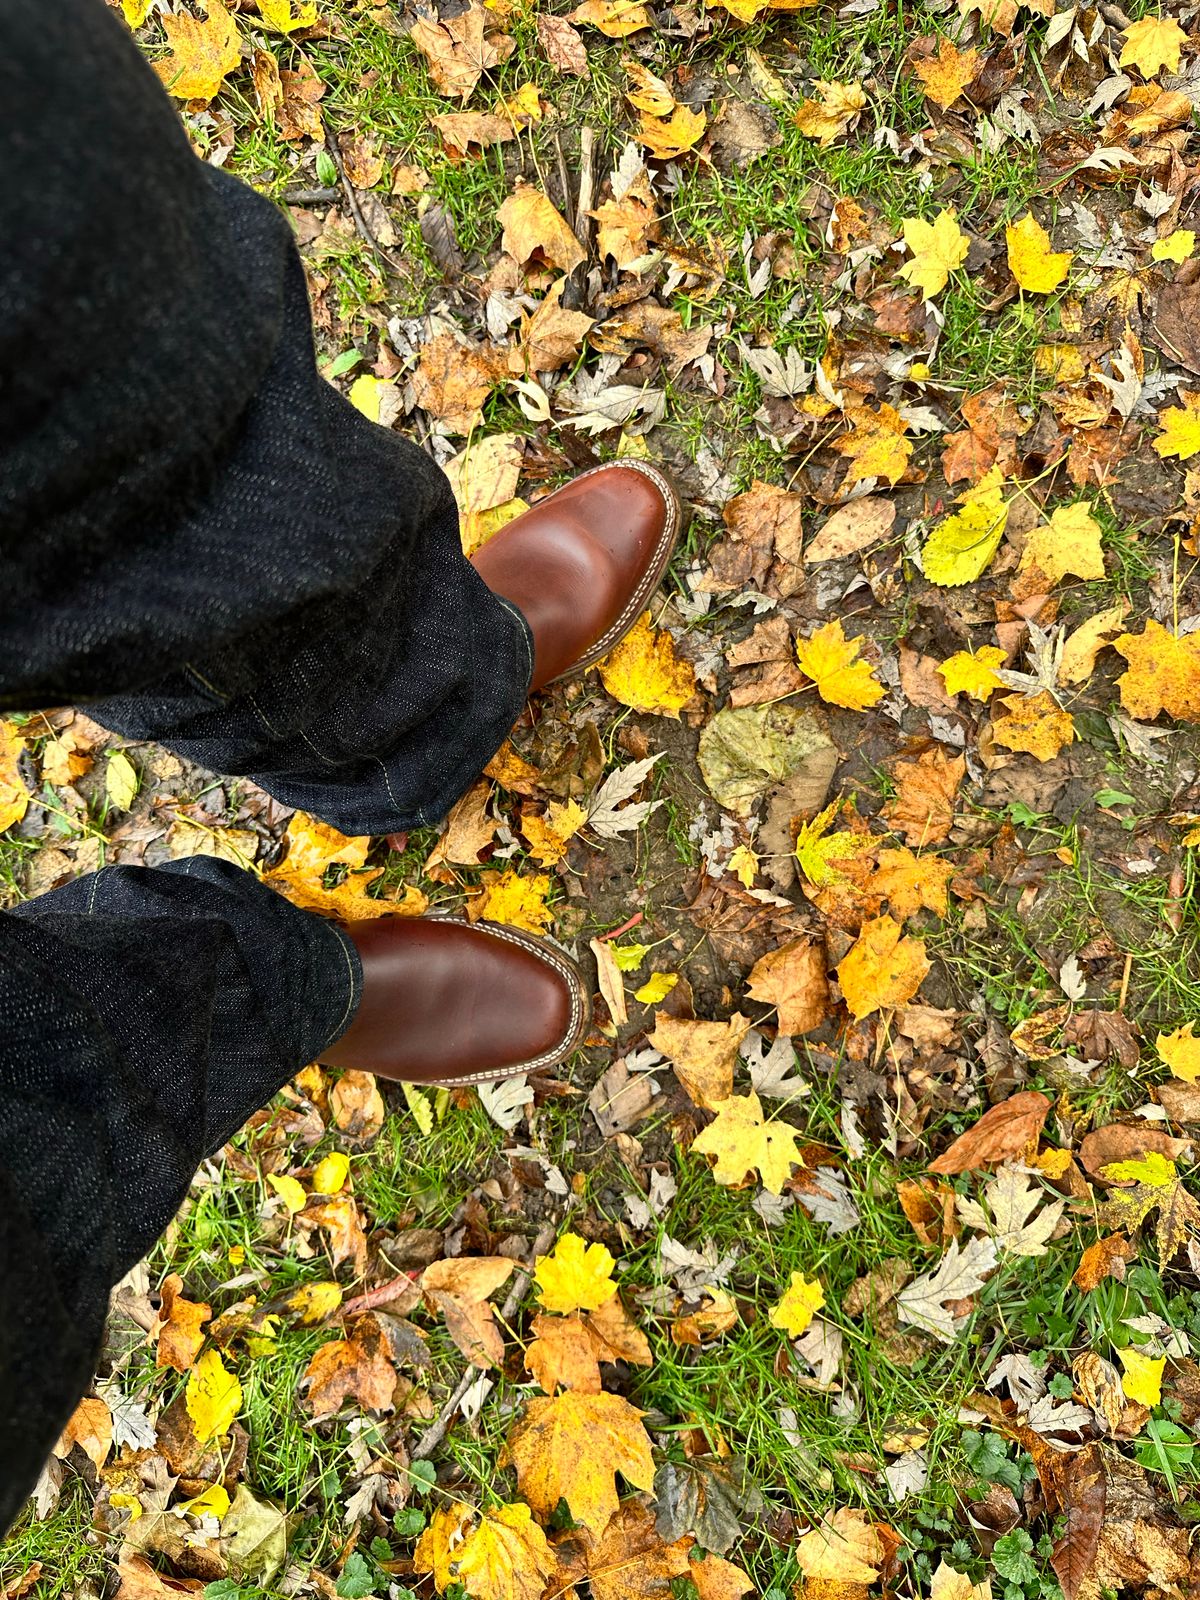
[470,459,681,691]
[319,917,589,1086]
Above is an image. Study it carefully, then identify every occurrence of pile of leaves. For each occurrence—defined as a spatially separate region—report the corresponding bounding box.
[10,0,1200,1595]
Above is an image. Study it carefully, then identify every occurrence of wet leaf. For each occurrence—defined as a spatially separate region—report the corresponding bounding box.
[913,38,981,108]
[649,1011,752,1108]
[525,1313,603,1394]
[502,1390,655,1538]
[929,1090,1052,1174]
[1006,213,1072,294]
[769,1271,825,1336]
[597,611,697,716]
[993,691,1076,761]
[185,1350,242,1444]
[154,1276,211,1374]
[698,703,834,816]
[837,914,929,1019]
[747,940,830,1036]
[1119,16,1186,77]
[470,868,553,933]
[898,209,970,300]
[1113,620,1200,720]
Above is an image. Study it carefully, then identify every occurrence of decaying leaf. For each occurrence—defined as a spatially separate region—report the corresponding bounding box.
[836,914,930,1019]
[929,1091,1052,1174]
[650,1011,752,1108]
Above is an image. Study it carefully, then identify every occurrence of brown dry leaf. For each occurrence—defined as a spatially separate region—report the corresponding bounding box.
[804,496,896,564]
[584,1293,653,1366]
[445,432,523,519]
[897,1176,957,1247]
[590,171,661,267]
[1073,1234,1137,1291]
[671,1287,740,1346]
[929,1090,1052,1174]
[649,1011,752,1109]
[330,1069,386,1141]
[115,1552,205,1600]
[993,692,1075,761]
[502,1390,656,1539]
[884,748,965,845]
[41,729,93,788]
[410,4,515,99]
[518,279,595,372]
[746,939,830,1036]
[498,183,586,273]
[53,1396,113,1472]
[836,914,930,1019]
[537,13,588,73]
[431,110,517,152]
[702,480,806,599]
[421,1256,515,1368]
[154,1275,212,1374]
[278,54,325,141]
[303,1314,398,1418]
[554,1501,692,1600]
[338,131,383,188]
[411,331,506,436]
[429,782,497,867]
[525,1312,603,1394]
[250,47,283,124]
[303,1193,369,1274]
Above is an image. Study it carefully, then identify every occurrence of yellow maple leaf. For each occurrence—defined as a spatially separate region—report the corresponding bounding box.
[833,403,912,484]
[1113,619,1200,720]
[0,721,28,835]
[795,618,884,711]
[794,80,867,146]
[502,1390,655,1538]
[729,843,759,886]
[312,1152,350,1194]
[347,374,394,423]
[938,646,1007,701]
[522,799,587,866]
[1117,1345,1165,1406]
[568,0,654,34]
[691,1090,804,1195]
[870,847,954,919]
[913,37,981,109]
[637,105,707,159]
[1006,213,1072,295]
[1058,604,1129,687]
[448,1504,556,1600]
[267,1173,307,1214]
[155,0,242,101]
[921,472,1008,586]
[635,971,679,1003]
[650,1011,751,1108]
[1018,502,1106,584]
[121,0,155,24]
[185,1350,242,1444]
[898,209,970,301]
[1152,229,1196,264]
[707,0,766,18]
[769,1271,825,1337]
[836,913,930,1020]
[256,0,319,33]
[1120,16,1186,77]
[1102,1152,1177,1186]
[597,611,697,717]
[472,868,553,933]
[794,800,873,889]
[993,690,1075,761]
[497,184,586,274]
[1157,1023,1200,1082]
[414,1507,474,1593]
[796,1509,885,1584]
[1154,391,1200,461]
[265,813,425,921]
[534,1233,618,1314]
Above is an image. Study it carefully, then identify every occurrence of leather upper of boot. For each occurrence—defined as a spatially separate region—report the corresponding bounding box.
[320,917,587,1085]
[470,461,678,688]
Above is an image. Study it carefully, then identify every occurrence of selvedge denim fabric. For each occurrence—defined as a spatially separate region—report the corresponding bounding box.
[0,0,531,1532]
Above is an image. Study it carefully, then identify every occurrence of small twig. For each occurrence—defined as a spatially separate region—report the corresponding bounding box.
[324,132,404,275]
[410,1221,556,1461]
[576,126,596,258]
[1118,951,1133,1013]
[284,185,340,205]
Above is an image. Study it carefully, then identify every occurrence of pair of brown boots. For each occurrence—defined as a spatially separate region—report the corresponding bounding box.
[320,460,679,1087]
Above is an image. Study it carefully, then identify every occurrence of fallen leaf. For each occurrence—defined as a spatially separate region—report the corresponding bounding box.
[795,799,874,888]
[555,1500,692,1600]
[285,1281,343,1324]
[534,1232,618,1314]
[1117,1346,1164,1405]
[422,1257,515,1368]
[1113,619,1200,719]
[993,691,1076,761]
[747,940,830,1036]
[1058,605,1128,686]
[691,1090,805,1195]
[913,37,981,108]
[885,747,965,845]
[525,1313,603,1394]
[330,1070,386,1142]
[1018,502,1105,584]
[416,1503,556,1600]
[568,0,654,35]
[470,868,553,933]
[597,612,697,716]
[833,403,913,485]
[898,209,970,300]
[265,814,416,921]
[769,1271,825,1337]
[1072,1234,1136,1291]
[922,473,1008,585]
[278,53,324,140]
[929,1090,1052,1173]
[185,1350,242,1445]
[1152,229,1195,264]
[585,1293,653,1366]
[502,1390,655,1538]
[691,1553,756,1600]
[671,1288,740,1346]
[498,183,585,273]
[301,1192,369,1273]
[896,1234,998,1341]
[411,331,505,435]
[698,703,834,817]
[155,1276,211,1374]
[410,3,515,99]
[836,914,929,1019]
[870,848,954,919]
[1154,391,1200,461]
[537,13,588,73]
[795,619,884,710]
[956,1165,1066,1256]
[939,647,1006,701]
[1006,213,1072,294]
[650,1011,753,1108]
[638,104,707,159]
[794,79,867,145]
[0,722,29,833]
[795,1508,885,1583]
[804,495,896,563]
[1158,1022,1200,1082]
[53,1397,113,1471]
[523,798,588,865]
[590,171,661,267]
[155,0,241,101]
[1119,15,1186,78]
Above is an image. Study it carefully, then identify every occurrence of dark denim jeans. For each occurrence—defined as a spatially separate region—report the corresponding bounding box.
[0,0,532,1532]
